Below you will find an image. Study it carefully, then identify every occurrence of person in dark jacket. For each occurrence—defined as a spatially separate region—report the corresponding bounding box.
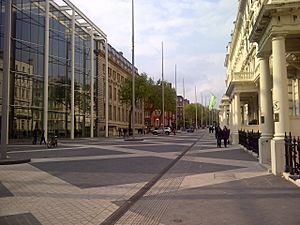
[40,130,46,145]
[33,127,38,145]
[215,125,223,148]
[223,126,230,147]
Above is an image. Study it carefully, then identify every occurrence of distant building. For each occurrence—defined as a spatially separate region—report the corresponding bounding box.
[96,43,143,136]
[176,95,189,128]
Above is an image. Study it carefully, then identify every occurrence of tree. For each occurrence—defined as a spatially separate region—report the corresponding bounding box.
[184,103,209,128]
[119,73,177,129]
[119,73,151,130]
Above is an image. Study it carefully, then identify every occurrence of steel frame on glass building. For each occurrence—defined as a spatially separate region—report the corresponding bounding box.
[1,0,108,159]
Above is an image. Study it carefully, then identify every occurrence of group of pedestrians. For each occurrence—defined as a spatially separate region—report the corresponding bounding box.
[215,125,230,148]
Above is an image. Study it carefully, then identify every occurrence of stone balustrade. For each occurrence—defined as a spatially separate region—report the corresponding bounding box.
[232,72,254,81]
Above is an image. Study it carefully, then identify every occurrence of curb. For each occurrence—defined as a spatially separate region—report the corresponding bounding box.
[0,157,31,165]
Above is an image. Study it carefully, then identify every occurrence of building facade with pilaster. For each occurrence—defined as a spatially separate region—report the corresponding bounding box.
[223,0,300,175]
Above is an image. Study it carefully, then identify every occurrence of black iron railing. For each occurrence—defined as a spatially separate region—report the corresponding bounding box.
[284,132,300,176]
[238,130,260,155]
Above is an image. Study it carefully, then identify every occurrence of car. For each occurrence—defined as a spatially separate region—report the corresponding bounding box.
[152,127,171,135]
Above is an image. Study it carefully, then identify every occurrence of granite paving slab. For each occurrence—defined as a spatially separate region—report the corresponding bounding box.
[8,147,127,159]
[0,213,42,225]
[191,148,257,161]
[0,182,13,198]
[31,156,174,188]
[118,144,189,152]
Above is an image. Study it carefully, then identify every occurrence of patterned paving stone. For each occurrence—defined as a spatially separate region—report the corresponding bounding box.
[191,148,257,161]
[119,144,189,152]
[31,156,174,188]
[158,175,300,225]
[0,182,13,198]
[0,213,42,225]
[9,147,127,159]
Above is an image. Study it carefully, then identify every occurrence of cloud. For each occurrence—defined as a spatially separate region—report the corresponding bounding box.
[67,0,236,106]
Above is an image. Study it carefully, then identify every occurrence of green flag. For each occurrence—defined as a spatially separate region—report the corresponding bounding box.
[208,94,216,110]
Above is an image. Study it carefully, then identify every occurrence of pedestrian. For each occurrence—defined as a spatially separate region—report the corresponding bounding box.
[32,127,38,145]
[223,126,230,147]
[215,125,223,148]
[40,130,46,145]
[118,128,122,137]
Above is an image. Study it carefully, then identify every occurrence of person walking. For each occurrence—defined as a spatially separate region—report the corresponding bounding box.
[215,125,223,148]
[33,127,38,145]
[40,130,46,145]
[223,126,230,148]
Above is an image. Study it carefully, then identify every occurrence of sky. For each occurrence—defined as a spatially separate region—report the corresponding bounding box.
[68,0,237,106]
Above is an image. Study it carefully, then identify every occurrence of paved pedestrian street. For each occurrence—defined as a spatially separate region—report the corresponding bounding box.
[1,130,300,225]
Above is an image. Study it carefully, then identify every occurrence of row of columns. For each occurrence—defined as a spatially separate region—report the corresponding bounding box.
[258,35,290,175]
[0,0,108,159]
[227,35,289,175]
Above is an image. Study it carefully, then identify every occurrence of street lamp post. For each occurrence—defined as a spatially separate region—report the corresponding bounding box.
[162,42,164,129]
[131,0,135,138]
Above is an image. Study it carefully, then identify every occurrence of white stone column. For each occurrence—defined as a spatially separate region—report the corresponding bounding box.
[232,93,240,144]
[258,53,274,164]
[271,35,289,175]
[229,100,233,135]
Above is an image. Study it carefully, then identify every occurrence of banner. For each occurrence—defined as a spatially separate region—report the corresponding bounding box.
[208,94,216,110]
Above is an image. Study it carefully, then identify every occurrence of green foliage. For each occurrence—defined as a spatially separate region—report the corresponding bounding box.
[119,73,176,113]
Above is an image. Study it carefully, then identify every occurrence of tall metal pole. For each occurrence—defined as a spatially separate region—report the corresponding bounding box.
[195,86,197,129]
[201,93,203,127]
[175,64,177,131]
[43,0,49,141]
[183,78,185,130]
[105,39,109,137]
[1,0,12,159]
[71,9,75,139]
[162,42,164,128]
[132,0,135,138]
[90,30,94,138]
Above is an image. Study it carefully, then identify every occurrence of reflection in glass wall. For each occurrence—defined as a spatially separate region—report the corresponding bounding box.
[0,0,5,119]
[0,0,97,140]
[48,4,71,137]
[10,0,45,139]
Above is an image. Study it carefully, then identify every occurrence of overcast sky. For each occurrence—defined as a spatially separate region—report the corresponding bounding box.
[69,0,237,106]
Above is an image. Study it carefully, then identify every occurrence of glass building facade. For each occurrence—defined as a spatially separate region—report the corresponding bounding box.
[0,0,106,141]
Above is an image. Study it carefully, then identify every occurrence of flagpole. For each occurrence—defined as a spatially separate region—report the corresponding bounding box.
[131,0,135,138]
[195,86,197,130]
[162,42,165,129]
[201,93,203,127]
[183,78,185,130]
[175,64,177,131]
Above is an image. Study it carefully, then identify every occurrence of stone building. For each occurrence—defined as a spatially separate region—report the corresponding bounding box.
[221,0,300,175]
[96,43,143,136]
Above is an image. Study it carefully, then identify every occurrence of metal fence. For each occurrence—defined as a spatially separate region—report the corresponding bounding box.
[284,132,300,176]
[238,130,260,155]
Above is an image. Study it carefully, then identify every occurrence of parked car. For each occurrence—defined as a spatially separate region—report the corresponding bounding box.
[152,127,171,135]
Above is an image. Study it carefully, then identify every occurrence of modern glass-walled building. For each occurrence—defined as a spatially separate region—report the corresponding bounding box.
[0,0,108,146]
